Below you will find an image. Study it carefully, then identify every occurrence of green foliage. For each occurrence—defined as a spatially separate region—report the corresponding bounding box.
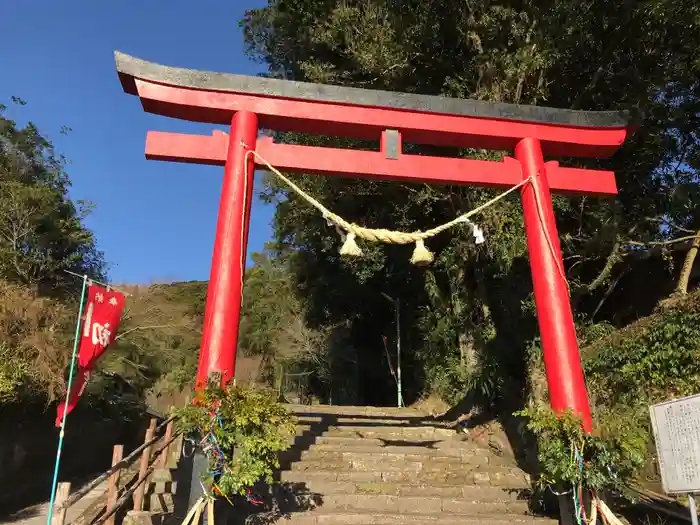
[422,350,504,407]
[85,282,201,401]
[517,404,647,493]
[0,102,105,296]
[0,101,200,411]
[239,252,303,360]
[175,384,296,496]
[585,302,700,404]
[0,343,34,403]
[236,249,360,403]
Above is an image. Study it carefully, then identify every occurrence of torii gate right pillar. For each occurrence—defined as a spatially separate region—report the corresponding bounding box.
[517,137,592,430]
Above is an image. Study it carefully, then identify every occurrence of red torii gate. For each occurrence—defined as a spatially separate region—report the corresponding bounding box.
[115,52,633,431]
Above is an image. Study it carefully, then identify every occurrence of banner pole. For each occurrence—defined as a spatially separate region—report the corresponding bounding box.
[46,274,89,525]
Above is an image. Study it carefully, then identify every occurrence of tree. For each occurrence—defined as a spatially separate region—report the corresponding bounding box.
[96,283,202,400]
[0,100,107,406]
[676,232,700,295]
[0,100,105,298]
[240,0,700,407]
[239,249,359,403]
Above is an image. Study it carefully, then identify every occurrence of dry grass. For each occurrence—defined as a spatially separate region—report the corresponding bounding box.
[410,392,449,417]
[0,279,73,401]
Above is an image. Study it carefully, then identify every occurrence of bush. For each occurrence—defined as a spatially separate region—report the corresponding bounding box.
[0,280,73,403]
[175,384,296,497]
[0,343,34,403]
[517,404,647,494]
[585,309,700,404]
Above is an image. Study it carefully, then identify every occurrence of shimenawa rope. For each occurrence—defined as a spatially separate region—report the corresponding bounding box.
[243,147,530,265]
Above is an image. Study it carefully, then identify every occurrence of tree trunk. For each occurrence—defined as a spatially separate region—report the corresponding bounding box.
[450,269,477,374]
[676,231,700,295]
[457,331,476,374]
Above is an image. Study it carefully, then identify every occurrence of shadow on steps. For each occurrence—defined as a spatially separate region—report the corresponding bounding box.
[220,482,322,525]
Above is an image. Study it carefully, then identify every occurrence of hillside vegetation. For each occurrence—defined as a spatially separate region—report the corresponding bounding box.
[0,102,202,412]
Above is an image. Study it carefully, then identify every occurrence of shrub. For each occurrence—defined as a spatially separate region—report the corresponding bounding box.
[175,384,296,497]
[517,404,647,494]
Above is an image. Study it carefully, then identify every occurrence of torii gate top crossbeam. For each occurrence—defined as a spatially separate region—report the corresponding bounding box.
[115,52,634,158]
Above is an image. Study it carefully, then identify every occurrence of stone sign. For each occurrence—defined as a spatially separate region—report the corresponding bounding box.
[650,394,700,494]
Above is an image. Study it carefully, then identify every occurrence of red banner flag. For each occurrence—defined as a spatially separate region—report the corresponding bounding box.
[56,284,126,427]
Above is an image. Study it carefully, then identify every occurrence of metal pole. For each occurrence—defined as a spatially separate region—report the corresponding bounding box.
[46,275,88,525]
[515,137,593,431]
[689,494,699,525]
[381,293,403,408]
[395,298,403,408]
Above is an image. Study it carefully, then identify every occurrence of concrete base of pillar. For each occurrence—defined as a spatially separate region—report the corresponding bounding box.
[181,442,212,525]
[558,492,594,525]
[123,510,155,525]
[149,492,175,514]
[149,468,177,497]
[558,494,574,525]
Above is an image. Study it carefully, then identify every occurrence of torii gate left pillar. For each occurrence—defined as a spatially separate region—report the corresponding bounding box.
[197,110,257,388]
[116,52,633,430]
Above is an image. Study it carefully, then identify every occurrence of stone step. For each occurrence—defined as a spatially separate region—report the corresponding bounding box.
[286,404,426,418]
[286,436,477,454]
[315,432,476,446]
[277,476,530,500]
[290,455,519,473]
[323,426,455,439]
[290,426,316,440]
[275,405,543,525]
[280,510,554,525]
[300,448,509,467]
[295,416,432,426]
[316,493,529,514]
[280,467,531,488]
[305,442,497,456]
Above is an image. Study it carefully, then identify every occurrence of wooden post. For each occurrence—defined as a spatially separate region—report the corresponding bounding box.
[159,420,174,469]
[105,445,124,525]
[51,482,71,525]
[132,418,157,511]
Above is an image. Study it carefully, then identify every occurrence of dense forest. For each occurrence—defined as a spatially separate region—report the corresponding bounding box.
[1,0,699,500]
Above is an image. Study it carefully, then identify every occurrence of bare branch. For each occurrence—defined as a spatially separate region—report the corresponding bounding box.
[579,241,622,294]
[115,324,200,341]
[624,233,700,247]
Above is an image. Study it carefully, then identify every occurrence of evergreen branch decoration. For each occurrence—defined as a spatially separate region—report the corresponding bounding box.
[175,384,296,497]
[516,404,647,495]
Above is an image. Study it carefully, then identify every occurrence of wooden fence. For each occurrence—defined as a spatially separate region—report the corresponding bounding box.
[50,417,181,525]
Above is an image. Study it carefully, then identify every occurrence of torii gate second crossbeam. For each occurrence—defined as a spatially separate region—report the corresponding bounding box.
[115,51,635,431]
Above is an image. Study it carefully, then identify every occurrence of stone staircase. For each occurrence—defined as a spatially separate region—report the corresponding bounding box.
[251,404,555,525]
[3,479,110,525]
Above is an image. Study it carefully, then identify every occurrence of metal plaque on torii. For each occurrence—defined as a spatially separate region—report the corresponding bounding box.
[650,394,700,494]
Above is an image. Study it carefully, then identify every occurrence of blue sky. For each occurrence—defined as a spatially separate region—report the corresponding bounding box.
[1,1,274,284]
